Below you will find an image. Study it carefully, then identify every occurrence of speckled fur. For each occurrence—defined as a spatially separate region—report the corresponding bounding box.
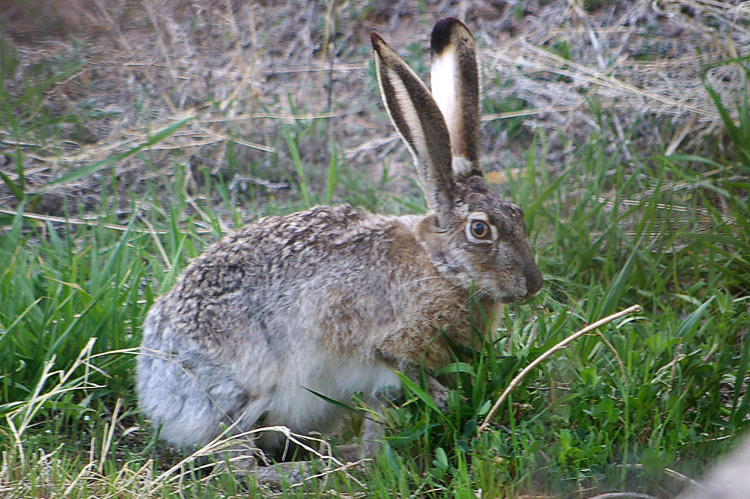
[137,18,542,452]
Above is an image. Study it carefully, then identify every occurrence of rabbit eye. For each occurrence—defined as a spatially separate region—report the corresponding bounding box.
[470,220,490,239]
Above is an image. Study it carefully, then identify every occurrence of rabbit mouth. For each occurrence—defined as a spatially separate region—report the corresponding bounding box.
[498,295,520,304]
[471,270,537,304]
[498,293,529,304]
[485,283,534,304]
[477,287,523,304]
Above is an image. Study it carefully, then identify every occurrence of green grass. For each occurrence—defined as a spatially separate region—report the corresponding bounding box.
[1,42,750,499]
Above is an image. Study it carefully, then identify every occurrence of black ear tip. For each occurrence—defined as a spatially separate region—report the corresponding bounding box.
[431,18,454,55]
[431,17,468,55]
[370,31,383,48]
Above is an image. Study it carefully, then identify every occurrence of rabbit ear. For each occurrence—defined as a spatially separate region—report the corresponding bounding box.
[430,18,481,179]
[371,32,456,217]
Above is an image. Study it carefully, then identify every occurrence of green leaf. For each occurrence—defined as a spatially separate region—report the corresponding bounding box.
[302,387,355,412]
[434,362,476,377]
[395,371,444,416]
[280,122,310,208]
[675,297,714,338]
[0,170,23,200]
[433,447,449,470]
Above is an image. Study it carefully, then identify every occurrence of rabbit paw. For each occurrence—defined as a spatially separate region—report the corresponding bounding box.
[427,377,450,413]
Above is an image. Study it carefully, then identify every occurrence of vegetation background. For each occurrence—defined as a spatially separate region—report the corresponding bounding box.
[0,0,748,497]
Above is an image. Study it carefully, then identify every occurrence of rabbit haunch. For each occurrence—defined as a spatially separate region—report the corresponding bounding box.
[137,17,542,452]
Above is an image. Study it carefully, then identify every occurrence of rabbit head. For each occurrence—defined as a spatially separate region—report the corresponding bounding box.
[371,18,542,303]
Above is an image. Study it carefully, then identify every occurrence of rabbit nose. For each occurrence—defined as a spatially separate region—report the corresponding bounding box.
[524,262,543,297]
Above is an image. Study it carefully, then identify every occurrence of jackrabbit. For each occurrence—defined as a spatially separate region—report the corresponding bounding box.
[137,17,543,453]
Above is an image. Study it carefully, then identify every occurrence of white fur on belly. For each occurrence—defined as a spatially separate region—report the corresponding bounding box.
[261,352,401,431]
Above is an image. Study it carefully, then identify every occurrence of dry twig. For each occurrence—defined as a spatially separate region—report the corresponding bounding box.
[477,304,642,434]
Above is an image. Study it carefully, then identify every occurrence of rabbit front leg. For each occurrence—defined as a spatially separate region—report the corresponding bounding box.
[396,362,451,413]
[375,331,454,413]
[336,354,451,460]
[426,375,451,412]
[353,367,449,460]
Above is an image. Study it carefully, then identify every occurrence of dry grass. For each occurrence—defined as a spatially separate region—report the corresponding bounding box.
[1,0,748,216]
[489,0,750,156]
